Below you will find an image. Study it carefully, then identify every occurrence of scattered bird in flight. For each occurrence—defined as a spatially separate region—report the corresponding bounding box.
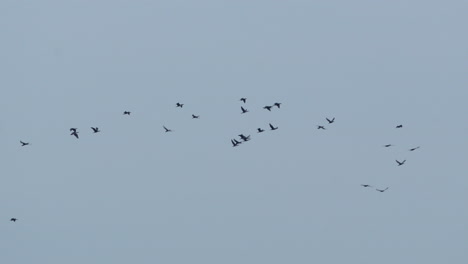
[409,146,420,151]
[10,218,17,222]
[192,114,200,119]
[317,125,326,130]
[163,126,172,133]
[376,187,389,192]
[70,128,78,132]
[274,102,281,108]
[176,103,184,108]
[241,106,249,114]
[71,130,79,139]
[91,127,100,133]
[396,124,403,128]
[269,123,278,130]
[240,98,247,103]
[361,184,372,188]
[238,134,251,142]
[257,128,265,133]
[396,159,406,166]
[231,139,242,147]
[326,117,335,124]
[123,111,131,115]
[263,105,273,111]
[20,141,29,146]
[384,144,393,147]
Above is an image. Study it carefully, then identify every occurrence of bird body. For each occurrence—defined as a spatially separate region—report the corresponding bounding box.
[240,98,247,103]
[123,111,131,115]
[396,159,406,166]
[317,125,326,130]
[273,102,281,108]
[396,124,403,128]
[176,103,184,108]
[20,141,29,146]
[409,146,420,151]
[326,117,335,124]
[263,106,273,111]
[163,126,172,132]
[376,187,389,192]
[91,127,100,133]
[257,128,265,133]
[361,184,372,188]
[269,123,278,130]
[241,106,249,114]
[192,114,200,119]
[238,134,251,142]
[10,218,17,222]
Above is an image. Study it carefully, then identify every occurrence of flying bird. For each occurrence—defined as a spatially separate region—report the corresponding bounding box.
[10,218,17,222]
[384,144,393,147]
[163,126,172,132]
[317,125,326,130]
[263,105,273,111]
[396,124,403,128]
[123,111,131,115]
[231,139,242,147]
[70,128,78,132]
[273,102,281,108]
[257,128,265,133]
[269,123,278,130]
[20,141,29,146]
[396,159,406,166]
[91,127,100,133]
[238,134,251,142]
[326,117,335,124]
[241,106,249,114]
[240,98,247,103]
[71,131,79,139]
[409,146,420,151]
[176,103,184,108]
[376,187,389,192]
[361,184,372,188]
[192,114,200,119]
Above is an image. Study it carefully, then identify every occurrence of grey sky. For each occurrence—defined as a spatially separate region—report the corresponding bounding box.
[1,1,467,263]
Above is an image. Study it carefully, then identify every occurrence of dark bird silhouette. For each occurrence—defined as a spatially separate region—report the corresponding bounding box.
[269,123,278,130]
[240,98,247,103]
[361,184,372,188]
[192,114,200,119]
[376,187,389,192]
[70,128,78,132]
[317,125,326,130]
[257,128,265,133]
[20,141,29,146]
[326,117,335,124]
[71,131,79,139]
[274,102,281,108]
[176,103,184,108]
[396,159,406,166]
[396,124,403,128]
[163,126,172,133]
[409,146,420,151]
[123,111,131,115]
[238,134,251,142]
[263,105,273,111]
[231,139,242,147]
[241,106,249,114]
[384,144,393,147]
[91,127,100,133]
[10,218,17,222]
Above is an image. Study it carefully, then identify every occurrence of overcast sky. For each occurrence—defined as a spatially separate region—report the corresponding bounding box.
[1,1,467,264]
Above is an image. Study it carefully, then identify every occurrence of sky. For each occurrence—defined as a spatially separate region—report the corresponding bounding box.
[1,1,467,263]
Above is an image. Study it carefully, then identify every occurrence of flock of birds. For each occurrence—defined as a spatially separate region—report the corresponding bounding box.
[8,98,421,223]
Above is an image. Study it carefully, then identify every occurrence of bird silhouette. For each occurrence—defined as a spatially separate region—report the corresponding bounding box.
[326,117,335,124]
[20,141,29,146]
[238,134,251,142]
[123,111,131,115]
[384,144,393,147]
[396,124,403,128]
[257,128,265,133]
[70,128,78,132]
[240,98,247,103]
[273,102,281,108]
[231,139,242,147]
[71,131,79,139]
[396,159,406,166]
[361,184,372,188]
[317,125,326,130]
[409,146,420,151]
[269,123,278,130]
[192,114,200,119]
[91,127,100,133]
[263,106,273,111]
[176,103,184,108]
[241,106,249,114]
[10,218,17,222]
[163,126,172,132]
[376,187,389,192]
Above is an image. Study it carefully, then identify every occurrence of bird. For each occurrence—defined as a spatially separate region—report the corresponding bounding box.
[241,106,249,114]
[396,124,403,128]
[317,125,326,130]
[231,139,242,147]
[263,105,273,111]
[376,187,389,192]
[269,123,278,130]
[396,159,406,166]
[192,114,200,119]
[10,218,17,222]
[71,131,79,139]
[123,111,131,115]
[240,98,247,103]
[361,184,372,188]
[176,103,184,108]
[257,128,265,133]
[70,128,78,132]
[326,117,335,124]
[384,144,393,147]
[409,146,420,151]
[20,141,29,146]
[273,102,281,108]
[163,126,172,132]
[91,127,100,133]
[238,134,251,142]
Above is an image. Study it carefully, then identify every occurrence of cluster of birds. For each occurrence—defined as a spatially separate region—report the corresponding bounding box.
[10,100,421,223]
[360,124,421,193]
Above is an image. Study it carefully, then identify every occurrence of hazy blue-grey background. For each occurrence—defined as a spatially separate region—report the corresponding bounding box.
[1,1,467,263]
